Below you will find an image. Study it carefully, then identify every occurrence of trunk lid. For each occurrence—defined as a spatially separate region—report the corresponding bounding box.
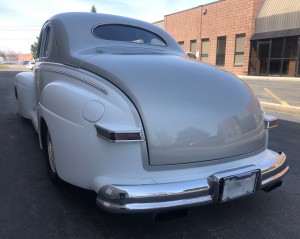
[81,53,265,166]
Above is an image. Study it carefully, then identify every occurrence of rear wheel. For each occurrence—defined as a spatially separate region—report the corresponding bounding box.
[45,130,62,184]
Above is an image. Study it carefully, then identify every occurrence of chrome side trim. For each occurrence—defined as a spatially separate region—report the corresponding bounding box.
[96,152,288,213]
[38,65,108,95]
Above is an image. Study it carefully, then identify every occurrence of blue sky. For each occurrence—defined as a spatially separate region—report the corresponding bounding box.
[0,0,214,53]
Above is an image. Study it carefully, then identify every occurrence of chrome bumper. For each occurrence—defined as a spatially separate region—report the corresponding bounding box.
[96,152,288,213]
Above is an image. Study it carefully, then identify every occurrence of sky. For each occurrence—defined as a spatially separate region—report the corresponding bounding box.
[0,0,215,54]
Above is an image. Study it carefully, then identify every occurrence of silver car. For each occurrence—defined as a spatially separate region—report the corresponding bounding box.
[14,12,288,213]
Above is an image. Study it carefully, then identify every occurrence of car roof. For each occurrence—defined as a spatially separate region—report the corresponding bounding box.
[46,12,184,66]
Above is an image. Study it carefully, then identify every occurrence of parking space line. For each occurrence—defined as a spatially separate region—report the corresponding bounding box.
[264,88,290,106]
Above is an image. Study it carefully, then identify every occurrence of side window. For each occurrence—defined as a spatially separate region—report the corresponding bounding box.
[36,31,43,60]
[38,24,53,60]
[43,26,53,57]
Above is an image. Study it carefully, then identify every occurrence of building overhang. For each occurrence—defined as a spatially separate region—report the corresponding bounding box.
[251,28,300,41]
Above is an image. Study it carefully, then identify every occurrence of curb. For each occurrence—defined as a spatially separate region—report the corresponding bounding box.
[261,101,300,115]
[238,75,300,82]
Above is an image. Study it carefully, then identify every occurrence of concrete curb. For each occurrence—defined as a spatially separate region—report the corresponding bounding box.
[0,65,30,72]
[261,101,300,115]
[238,75,300,82]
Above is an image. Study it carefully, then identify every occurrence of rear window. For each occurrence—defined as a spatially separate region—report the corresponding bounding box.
[93,24,166,46]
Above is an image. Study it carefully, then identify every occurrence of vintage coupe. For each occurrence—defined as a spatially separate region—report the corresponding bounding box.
[15,12,288,213]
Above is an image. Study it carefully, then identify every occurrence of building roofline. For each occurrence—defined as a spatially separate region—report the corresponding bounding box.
[152,20,164,24]
[165,0,225,17]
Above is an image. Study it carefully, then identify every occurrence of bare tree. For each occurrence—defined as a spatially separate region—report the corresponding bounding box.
[0,50,5,60]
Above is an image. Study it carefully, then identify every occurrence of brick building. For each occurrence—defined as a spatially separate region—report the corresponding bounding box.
[17,53,33,63]
[156,0,300,77]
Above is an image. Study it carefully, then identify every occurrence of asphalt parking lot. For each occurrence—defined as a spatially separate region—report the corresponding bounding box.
[1,71,300,239]
[240,76,300,123]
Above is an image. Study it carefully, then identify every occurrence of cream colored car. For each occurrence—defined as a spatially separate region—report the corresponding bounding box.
[14,12,288,213]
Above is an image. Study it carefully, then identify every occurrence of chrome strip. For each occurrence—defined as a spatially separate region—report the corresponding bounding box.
[38,65,108,95]
[102,179,209,200]
[97,195,213,212]
[125,196,213,211]
[261,152,286,175]
[262,166,289,186]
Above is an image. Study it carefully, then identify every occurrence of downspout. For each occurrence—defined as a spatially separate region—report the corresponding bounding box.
[199,6,203,61]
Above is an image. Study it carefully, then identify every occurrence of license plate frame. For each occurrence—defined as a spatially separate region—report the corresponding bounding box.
[220,170,259,202]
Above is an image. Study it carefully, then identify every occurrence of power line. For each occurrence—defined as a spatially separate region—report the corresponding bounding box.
[0,28,39,32]
[0,27,40,31]
[0,26,40,28]
[0,36,36,41]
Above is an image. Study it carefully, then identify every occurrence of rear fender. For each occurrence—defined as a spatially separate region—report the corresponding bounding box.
[38,81,146,188]
[15,72,37,120]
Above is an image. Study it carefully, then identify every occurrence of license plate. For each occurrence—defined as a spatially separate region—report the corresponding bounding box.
[221,171,258,202]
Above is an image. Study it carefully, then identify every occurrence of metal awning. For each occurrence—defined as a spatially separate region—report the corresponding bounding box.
[251,28,300,40]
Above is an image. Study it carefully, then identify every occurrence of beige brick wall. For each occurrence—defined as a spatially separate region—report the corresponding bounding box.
[164,0,262,75]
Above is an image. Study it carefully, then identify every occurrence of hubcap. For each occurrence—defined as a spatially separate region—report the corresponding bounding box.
[47,133,57,173]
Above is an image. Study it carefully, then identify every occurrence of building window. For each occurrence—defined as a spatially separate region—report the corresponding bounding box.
[201,38,209,63]
[284,37,298,58]
[249,36,300,77]
[234,34,245,66]
[216,36,226,66]
[178,41,184,49]
[190,40,197,55]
